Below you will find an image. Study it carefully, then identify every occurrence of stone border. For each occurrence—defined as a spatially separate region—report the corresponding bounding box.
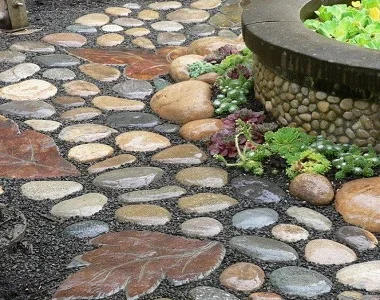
[242,0,380,97]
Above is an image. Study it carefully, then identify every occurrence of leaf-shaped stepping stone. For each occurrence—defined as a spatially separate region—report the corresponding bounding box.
[53,230,225,299]
[0,116,79,179]
[67,47,188,80]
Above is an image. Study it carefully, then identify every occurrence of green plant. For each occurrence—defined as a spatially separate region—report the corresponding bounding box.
[304,0,380,50]
[187,61,216,78]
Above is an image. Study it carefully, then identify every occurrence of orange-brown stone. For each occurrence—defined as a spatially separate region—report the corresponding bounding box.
[179,118,223,141]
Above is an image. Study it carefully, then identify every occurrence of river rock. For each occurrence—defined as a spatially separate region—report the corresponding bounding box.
[34,54,80,67]
[0,79,57,101]
[116,131,171,152]
[286,206,332,231]
[118,185,186,203]
[0,101,56,118]
[337,226,378,251]
[92,96,145,111]
[21,181,83,200]
[75,13,110,26]
[96,33,124,46]
[115,204,171,225]
[289,173,334,205]
[230,236,298,262]
[113,80,153,99]
[63,80,100,97]
[58,124,117,142]
[248,292,283,300]
[305,239,357,265]
[176,167,228,187]
[63,220,109,238]
[42,33,87,47]
[79,63,120,81]
[150,80,213,124]
[0,63,40,83]
[178,193,238,213]
[42,68,76,81]
[179,118,223,141]
[169,54,204,81]
[232,208,279,230]
[68,143,114,163]
[188,36,244,56]
[87,154,136,174]
[180,217,223,237]
[271,224,309,243]
[93,167,164,189]
[24,119,61,132]
[166,8,210,23]
[189,286,239,300]
[335,177,380,232]
[151,144,207,164]
[0,50,25,63]
[151,21,184,32]
[10,41,55,53]
[106,112,161,129]
[60,107,102,121]
[53,96,85,107]
[270,266,332,297]
[336,261,380,291]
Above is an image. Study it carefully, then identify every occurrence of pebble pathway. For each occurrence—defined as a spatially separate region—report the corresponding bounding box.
[1,0,379,299]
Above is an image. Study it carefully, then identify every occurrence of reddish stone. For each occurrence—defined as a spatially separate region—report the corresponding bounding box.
[249,292,284,300]
[67,47,188,80]
[0,117,79,179]
[53,230,225,299]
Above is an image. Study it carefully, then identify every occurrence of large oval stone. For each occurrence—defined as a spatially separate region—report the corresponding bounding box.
[336,226,378,251]
[151,144,207,164]
[0,79,57,101]
[335,177,380,232]
[286,206,332,231]
[180,217,223,237]
[0,101,56,118]
[115,204,171,225]
[21,181,83,200]
[42,33,87,47]
[270,266,332,297]
[93,167,164,189]
[179,118,223,141]
[178,193,238,213]
[176,167,228,188]
[150,80,213,124]
[232,208,278,230]
[116,131,171,152]
[336,261,380,291]
[169,54,204,82]
[230,236,298,262]
[106,112,161,129]
[75,13,110,26]
[304,239,357,265]
[58,124,118,142]
[68,143,114,163]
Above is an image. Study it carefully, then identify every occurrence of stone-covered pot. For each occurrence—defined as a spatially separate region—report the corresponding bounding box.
[242,0,380,150]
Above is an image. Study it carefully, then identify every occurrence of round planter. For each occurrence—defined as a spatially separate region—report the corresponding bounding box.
[242,0,380,150]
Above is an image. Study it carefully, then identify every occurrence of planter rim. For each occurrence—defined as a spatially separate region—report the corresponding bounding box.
[242,0,380,95]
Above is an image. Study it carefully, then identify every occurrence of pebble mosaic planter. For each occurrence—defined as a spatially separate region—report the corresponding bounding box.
[242,0,380,150]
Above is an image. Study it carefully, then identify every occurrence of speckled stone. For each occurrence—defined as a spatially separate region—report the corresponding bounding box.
[53,96,85,107]
[42,33,87,47]
[87,154,137,174]
[178,193,238,214]
[75,13,110,26]
[337,226,378,251]
[92,96,145,111]
[189,286,239,300]
[336,261,380,292]
[63,80,100,97]
[137,9,160,20]
[50,193,108,218]
[151,144,207,164]
[101,24,124,32]
[231,175,286,203]
[79,63,120,82]
[33,54,80,67]
[232,208,279,230]
[63,220,109,238]
[66,24,97,33]
[115,204,171,225]
[271,224,309,243]
[151,21,184,32]
[305,239,357,265]
[113,17,144,27]
[42,68,76,81]
[113,80,153,99]
[106,112,161,129]
[96,33,124,46]
[118,185,186,203]
[0,63,40,83]
[230,236,298,262]
[116,131,171,152]
[0,51,25,63]
[124,27,151,36]
[220,262,265,292]
[60,107,102,121]
[176,167,228,188]
[0,101,56,119]
[0,79,57,101]
[270,266,332,297]
[181,217,223,237]
[104,6,132,16]
[148,1,182,10]
[58,124,117,142]
[68,143,114,163]
[21,181,83,200]
[132,37,155,49]
[10,41,55,53]
[24,119,61,132]
[166,8,210,23]
[93,167,164,189]
[157,32,186,45]
[286,206,332,231]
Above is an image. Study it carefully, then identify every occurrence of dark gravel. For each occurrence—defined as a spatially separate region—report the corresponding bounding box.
[1,1,380,300]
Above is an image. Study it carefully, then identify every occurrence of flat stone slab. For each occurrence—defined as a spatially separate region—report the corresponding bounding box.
[93,167,164,189]
[270,266,332,297]
[58,124,118,143]
[10,41,55,53]
[24,119,62,132]
[0,63,40,83]
[63,220,110,238]
[87,154,137,174]
[112,80,153,99]
[75,13,110,26]
[118,185,186,203]
[178,193,238,214]
[50,193,108,218]
[34,54,80,67]
[0,79,57,101]
[175,167,228,188]
[0,101,56,119]
[286,206,332,231]
[42,33,87,47]
[106,112,161,129]
[115,204,171,225]
[60,107,102,121]
[21,181,83,200]
[232,208,279,230]
[151,144,207,164]
[230,235,298,262]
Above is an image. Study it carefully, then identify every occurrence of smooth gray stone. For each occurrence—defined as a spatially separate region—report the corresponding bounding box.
[188,24,215,36]
[189,286,239,300]
[231,175,286,203]
[106,112,161,129]
[63,220,109,238]
[157,32,186,46]
[286,206,332,231]
[270,266,332,297]
[232,208,279,229]
[42,68,76,81]
[0,101,56,118]
[0,51,25,63]
[154,123,180,133]
[118,185,187,203]
[230,235,298,262]
[10,41,55,53]
[34,54,80,67]
[337,226,378,251]
[66,24,97,33]
[93,167,164,189]
[112,80,153,99]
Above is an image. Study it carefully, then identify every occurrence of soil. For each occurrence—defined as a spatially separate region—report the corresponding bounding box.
[0,1,379,300]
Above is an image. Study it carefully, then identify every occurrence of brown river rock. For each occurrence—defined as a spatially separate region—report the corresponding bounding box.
[179,118,223,141]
